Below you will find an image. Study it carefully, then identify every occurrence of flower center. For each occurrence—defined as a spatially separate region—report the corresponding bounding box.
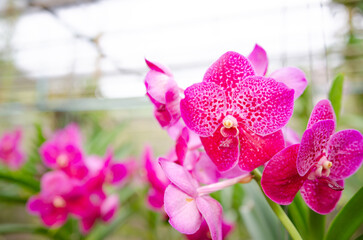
[222,115,237,129]
[308,155,333,180]
[221,115,239,138]
[53,196,66,208]
[56,154,69,168]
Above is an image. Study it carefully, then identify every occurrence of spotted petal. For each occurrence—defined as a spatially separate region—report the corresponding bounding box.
[297,120,335,176]
[200,126,239,172]
[270,67,307,100]
[164,184,202,234]
[300,178,344,214]
[307,99,336,129]
[262,144,306,205]
[196,196,223,240]
[232,76,294,136]
[327,130,363,180]
[238,128,285,171]
[181,82,226,137]
[248,44,268,76]
[203,51,255,97]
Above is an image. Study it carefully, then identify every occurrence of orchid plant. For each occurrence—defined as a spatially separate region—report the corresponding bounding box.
[144,45,363,240]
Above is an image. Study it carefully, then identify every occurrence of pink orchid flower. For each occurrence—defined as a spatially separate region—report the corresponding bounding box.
[145,59,182,128]
[160,159,252,239]
[160,159,223,240]
[181,51,295,171]
[248,44,308,100]
[27,171,91,227]
[40,124,88,179]
[85,151,133,189]
[0,129,25,169]
[261,99,363,214]
[282,126,300,147]
[79,193,119,234]
[143,146,170,210]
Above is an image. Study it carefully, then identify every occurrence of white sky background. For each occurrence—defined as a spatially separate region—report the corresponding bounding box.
[8,0,347,98]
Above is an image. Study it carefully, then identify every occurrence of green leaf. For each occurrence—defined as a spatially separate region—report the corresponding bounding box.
[325,187,363,240]
[328,73,344,122]
[0,167,40,192]
[0,193,28,204]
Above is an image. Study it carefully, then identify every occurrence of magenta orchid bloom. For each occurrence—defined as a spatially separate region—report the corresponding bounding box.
[160,159,223,240]
[181,51,295,171]
[143,146,170,210]
[261,99,363,214]
[79,193,119,234]
[248,44,308,100]
[0,129,25,169]
[145,59,182,128]
[27,171,91,227]
[85,151,133,189]
[40,124,88,179]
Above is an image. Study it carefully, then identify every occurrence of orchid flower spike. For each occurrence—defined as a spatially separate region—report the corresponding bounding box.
[261,99,363,214]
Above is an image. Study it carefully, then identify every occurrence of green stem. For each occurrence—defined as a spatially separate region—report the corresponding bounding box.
[0,169,40,192]
[252,169,303,240]
[308,209,325,240]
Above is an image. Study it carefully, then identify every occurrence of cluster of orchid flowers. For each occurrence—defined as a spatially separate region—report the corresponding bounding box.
[144,45,363,239]
[24,124,135,233]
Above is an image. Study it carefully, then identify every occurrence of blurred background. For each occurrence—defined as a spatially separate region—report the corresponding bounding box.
[0,0,362,239]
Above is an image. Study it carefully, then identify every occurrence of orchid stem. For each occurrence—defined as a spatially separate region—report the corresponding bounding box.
[252,169,303,240]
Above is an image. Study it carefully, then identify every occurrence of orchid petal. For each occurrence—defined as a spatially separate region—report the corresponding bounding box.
[200,127,239,172]
[181,82,226,137]
[159,159,198,196]
[196,196,223,240]
[232,76,294,136]
[307,99,336,129]
[109,163,128,185]
[203,51,255,97]
[297,120,335,176]
[327,130,363,180]
[144,147,169,192]
[193,152,220,184]
[145,59,175,104]
[164,184,202,234]
[41,171,73,199]
[147,188,165,210]
[261,144,306,205]
[300,178,344,214]
[282,127,300,146]
[270,67,307,100]
[248,44,268,76]
[238,129,285,171]
[101,195,119,222]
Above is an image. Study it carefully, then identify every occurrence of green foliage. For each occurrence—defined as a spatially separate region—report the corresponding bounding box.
[325,187,363,240]
[328,74,344,122]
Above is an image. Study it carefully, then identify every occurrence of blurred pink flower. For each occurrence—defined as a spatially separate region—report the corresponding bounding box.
[145,59,182,128]
[143,146,170,210]
[181,51,294,171]
[262,100,363,214]
[40,123,88,179]
[0,129,25,169]
[27,171,91,227]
